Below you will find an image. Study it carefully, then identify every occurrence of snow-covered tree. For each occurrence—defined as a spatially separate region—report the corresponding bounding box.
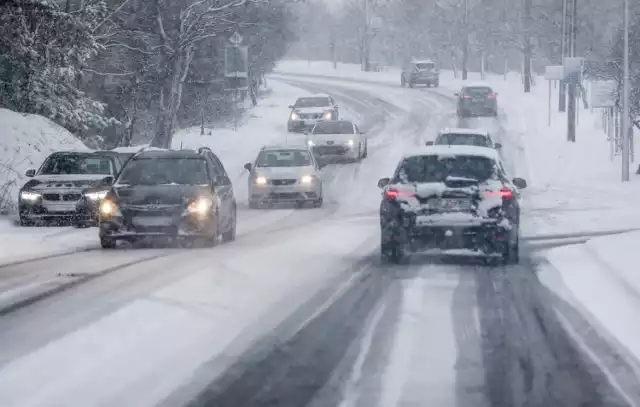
[0,0,114,140]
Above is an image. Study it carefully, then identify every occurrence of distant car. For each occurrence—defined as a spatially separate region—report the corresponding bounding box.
[75,149,140,227]
[244,145,324,209]
[426,128,501,150]
[455,83,498,117]
[98,147,237,249]
[306,120,367,163]
[287,95,339,132]
[18,151,125,226]
[401,60,440,88]
[378,145,527,264]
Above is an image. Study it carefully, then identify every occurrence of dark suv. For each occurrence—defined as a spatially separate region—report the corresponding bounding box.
[98,147,237,248]
[401,60,439,88]
[378,145,527,264]
[455,84,498,117]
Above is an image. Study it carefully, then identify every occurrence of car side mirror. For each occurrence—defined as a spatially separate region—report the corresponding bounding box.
[454,92,459,97]
[288,105,294,109]
[334,105,339,109]
[102,175,114,186]
[25,169,36,177]
[378,178,390,188]
[318,162,326,169]
[494,142,502,149]
[512,177,527,189]
[425,141,434,146]
[244,162,252,172]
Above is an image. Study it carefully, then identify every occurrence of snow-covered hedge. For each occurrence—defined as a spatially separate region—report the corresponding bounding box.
[0,109,89,214]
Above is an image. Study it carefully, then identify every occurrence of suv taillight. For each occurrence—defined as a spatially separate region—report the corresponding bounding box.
[386,188,416,199]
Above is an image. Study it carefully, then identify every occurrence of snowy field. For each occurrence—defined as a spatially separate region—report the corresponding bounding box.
[1,59,640,406]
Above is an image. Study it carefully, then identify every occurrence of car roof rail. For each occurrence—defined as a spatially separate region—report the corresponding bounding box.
[197,147,213,155]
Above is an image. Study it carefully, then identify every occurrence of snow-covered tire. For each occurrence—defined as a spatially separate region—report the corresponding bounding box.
[100,237,116,249]
[362,141,368,158]
[408,81,415,88]
[313,198,323,208]
[503,239,520,265]
[221,208,236,242]
[19,216,33,227]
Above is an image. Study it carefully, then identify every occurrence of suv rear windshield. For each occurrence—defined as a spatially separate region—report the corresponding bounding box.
[257,150,312,167]
[415,62,435,70]
[463,87,493,97]
[436,133,491,147]
[40,154,114,175]
[116,158,209,185]
[395,154,497,183]
[313,122,354,134]
[295,97,331,108]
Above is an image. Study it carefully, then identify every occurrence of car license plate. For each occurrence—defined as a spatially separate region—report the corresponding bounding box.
[438,198,470,210]
[132,216,173,227]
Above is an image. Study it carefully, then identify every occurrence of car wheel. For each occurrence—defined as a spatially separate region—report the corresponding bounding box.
[381,241,406,264]
[401,77,405,87]
[434,82,439,88]
[100,237,116,249]
[313,197,323,208]
[222,207,237,242]
[503,238,520,265]
[362,141,368,158]
[203,216,220,247]
[408,81,415,88]
[492,109,498,117]
[19,216,33,227]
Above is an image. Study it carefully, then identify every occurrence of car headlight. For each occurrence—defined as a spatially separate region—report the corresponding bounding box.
[20,191,41,201]
[187,198,213,215]
[254,176,268,185]
[323,111,333,120]
[99,199,118,217]
[347,139,355,147]
[300,175,314,184]
[307,139,315,146]
[291,112,300,120]
[85,190,108,201]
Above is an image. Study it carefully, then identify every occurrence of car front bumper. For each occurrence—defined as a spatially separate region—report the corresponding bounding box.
[99,207,216,239]
[19,196,93,222]
[250,183,321,203]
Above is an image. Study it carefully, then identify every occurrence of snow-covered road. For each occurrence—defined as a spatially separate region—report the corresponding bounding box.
[0,75,634,407]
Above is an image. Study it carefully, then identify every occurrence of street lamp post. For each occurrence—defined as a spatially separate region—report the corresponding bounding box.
[622,0,630,181]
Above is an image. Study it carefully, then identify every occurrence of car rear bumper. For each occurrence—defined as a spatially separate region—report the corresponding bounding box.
[411,76,439,84]
[288,119,322,131]
[383,222,512,254]
[312,145,359,160]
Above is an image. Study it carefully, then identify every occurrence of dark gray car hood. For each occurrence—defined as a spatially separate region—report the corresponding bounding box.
[27,174,110,191]
[111,184,212,206]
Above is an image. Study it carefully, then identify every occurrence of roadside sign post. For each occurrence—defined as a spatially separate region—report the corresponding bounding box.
[563,57,584,142]
[544,65,564,127]
[590,80,616,160]
[224,31,249,131]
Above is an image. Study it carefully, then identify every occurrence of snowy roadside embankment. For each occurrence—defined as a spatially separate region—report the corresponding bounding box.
[0,109,89,213]
[539,231,640,386]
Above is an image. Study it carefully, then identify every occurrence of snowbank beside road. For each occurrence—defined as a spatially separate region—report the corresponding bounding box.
[0,109,88,213]
[539,231,640,391]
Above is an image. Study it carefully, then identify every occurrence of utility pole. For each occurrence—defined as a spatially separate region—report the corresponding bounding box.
[622,0,630,181]
[363,0,370,72]
[462,0,469,80]
[523,0,532,92]
[566,0,577,142]
[559,0,567,111]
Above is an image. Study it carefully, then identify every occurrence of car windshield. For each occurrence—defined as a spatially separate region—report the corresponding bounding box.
[415,62,435,70]
[295,97,331,108]
[436,133,491,147]
[464,87,493,97]
[256,150,312,167]
[39,154,113,175]
[313,122,354,135]
[116,158,209,185]
[395,154,497,183]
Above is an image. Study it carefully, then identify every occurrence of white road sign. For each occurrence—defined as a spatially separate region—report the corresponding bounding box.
[544,65,564,80]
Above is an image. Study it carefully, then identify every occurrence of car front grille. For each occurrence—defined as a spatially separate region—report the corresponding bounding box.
[271,179,297,186]
[43,193,61,201]
[300,113,323,120]
[63,193,82,201]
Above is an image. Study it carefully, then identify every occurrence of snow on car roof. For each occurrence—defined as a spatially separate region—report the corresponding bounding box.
[406,145,501,161]
[261,144,310,151]
[111,146,147,153]
[412,59,434,64]
[438,128,489,136]
[462,81,493,89]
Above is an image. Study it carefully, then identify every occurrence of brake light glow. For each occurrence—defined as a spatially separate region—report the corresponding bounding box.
[485,188,513,199]
[487,93,497,99]
[386,188,416,199]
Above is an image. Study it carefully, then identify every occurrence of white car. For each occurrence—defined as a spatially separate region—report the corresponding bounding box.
[426,128,501,150]
[287,94,339,133]
[306,120,368,162]
[244,145,324,208]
